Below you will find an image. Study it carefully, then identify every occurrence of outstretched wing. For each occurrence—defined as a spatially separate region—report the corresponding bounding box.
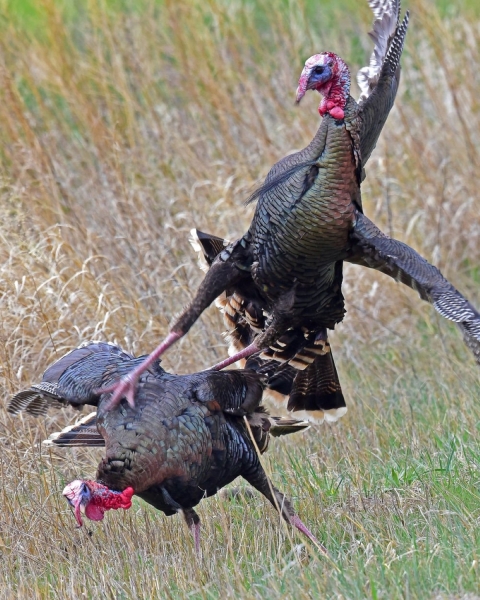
[357,0,402,101]
[357,2,409,167]
[348,212,480,364]
[8,342,137,416]
[8,382,71,417]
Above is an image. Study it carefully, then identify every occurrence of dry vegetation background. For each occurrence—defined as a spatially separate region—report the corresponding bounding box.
[0,0,480,597]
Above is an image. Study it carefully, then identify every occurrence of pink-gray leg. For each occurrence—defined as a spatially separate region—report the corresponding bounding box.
[182,508,201,556]
[243,466,328,555]
[190,520,201,556]
[289,514,328,555]
[209,342,262,371]
[97,331,182,410]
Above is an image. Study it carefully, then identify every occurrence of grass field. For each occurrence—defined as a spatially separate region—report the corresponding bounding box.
[1,0,480,597]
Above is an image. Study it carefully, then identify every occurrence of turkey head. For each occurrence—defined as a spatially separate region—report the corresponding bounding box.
[295,52,350,119]
[63,480,134,527]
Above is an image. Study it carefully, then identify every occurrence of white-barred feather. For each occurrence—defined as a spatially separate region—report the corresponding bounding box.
[357,0,401,101]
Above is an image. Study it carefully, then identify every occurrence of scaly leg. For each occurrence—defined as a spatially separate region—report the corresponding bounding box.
[209,342,262,371]
[97,257,247,410]
[209,317,287,371]
[243,462,328,554]
[182,508,201,556]
[98,331,182,410]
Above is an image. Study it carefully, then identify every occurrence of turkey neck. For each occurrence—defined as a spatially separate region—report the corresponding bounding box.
[250,96,361,290]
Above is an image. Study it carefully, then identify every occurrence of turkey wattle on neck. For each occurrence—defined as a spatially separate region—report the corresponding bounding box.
[295,51,350,120]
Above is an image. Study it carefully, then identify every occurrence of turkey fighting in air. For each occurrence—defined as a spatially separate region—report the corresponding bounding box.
[100,1,480,425]
[98,0,413,418]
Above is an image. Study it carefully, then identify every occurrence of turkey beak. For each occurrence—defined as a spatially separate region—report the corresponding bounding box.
[295,70,309,103]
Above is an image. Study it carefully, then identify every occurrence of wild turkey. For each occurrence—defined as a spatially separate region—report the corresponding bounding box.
[100,0,413,418]
[8,342,323,554]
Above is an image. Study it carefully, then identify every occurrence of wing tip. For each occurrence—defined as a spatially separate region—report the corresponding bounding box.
[357,0,409,101]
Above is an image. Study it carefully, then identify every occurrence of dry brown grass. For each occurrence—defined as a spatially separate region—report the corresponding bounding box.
[0,0,480,597]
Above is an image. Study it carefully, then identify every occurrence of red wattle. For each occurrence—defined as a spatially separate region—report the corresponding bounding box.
[101,486,135,510]
[85,503,106,521]
[87,482,135,517]
[329,107,345,119]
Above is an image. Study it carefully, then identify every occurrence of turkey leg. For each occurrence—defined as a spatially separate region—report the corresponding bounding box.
[243,463,328,554]
[98,258,247,410]
[182,508,201,556]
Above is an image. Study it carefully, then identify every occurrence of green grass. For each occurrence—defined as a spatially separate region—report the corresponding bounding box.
[0,0,480,597]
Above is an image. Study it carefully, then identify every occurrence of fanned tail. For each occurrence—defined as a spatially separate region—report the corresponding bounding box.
[286,351,347,423]
[245,356,297,396]
[245,344,346,424]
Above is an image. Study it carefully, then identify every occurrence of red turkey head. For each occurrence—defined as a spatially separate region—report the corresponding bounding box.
[63,479,134,527]
[296,52,350,119]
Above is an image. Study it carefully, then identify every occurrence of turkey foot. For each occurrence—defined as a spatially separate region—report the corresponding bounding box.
[289,514,328,555]
[97,331,182,409]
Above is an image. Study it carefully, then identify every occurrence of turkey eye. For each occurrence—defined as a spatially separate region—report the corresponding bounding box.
[314,66,324,74]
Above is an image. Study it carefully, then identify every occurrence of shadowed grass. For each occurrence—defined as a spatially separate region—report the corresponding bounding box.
[0,0,480,598]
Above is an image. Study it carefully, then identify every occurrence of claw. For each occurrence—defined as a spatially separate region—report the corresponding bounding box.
[95,372,139,411]
[289,514,328,555]
[95,331,183,411]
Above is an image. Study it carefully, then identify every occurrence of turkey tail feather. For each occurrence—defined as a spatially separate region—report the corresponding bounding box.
[43,412,104,447]
[189,228,229,272]
[268,416,310,437]
[287,351,347,423]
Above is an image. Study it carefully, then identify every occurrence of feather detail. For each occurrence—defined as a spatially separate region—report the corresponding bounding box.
[8,382,67,417]
[349,211,480,367]
[189,228,229,272]
[268,416,310,437]
[43,412,104,447]
[357,0,405,101]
